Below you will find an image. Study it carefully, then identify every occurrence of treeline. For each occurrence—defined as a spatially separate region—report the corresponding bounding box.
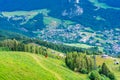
[0,30,29,41]
[0,38,102,55]
[23,39,102,54]
[0,30,102,55]
[0,39,48,56]
[24,44,47,56]
[65,52,116,80]
[89,63,116,80]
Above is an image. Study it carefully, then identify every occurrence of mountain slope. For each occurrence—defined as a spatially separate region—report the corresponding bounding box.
[1,51,120,80]
[0,51,88,80]
[0,0,120,55]
[0,0,120,31]
[0,10,120,55]
[30,54,62,80]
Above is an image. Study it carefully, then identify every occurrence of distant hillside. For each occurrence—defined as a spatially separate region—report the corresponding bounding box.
[0,0,120,55]
[0,0,120,30]
[98,0,120,7]
[0,30,28,40]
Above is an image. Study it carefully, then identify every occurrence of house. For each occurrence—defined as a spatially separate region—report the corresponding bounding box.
[101,54,109,58]
[114,60,119,65]
[58,54,66,58]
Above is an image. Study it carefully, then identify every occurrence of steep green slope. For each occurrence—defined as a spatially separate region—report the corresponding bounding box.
[0,51,88,80]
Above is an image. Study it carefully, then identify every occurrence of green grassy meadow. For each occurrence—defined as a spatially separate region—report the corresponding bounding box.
[65,43,93,48]
[0,51,88,80]
[96,56,120,80]
[0,51,120,80]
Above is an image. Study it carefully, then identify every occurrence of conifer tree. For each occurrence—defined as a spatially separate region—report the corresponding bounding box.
[101,63,116,80]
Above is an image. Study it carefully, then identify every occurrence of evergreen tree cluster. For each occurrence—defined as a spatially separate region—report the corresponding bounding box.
[23,39,85,53]
[89,63,116,80]
[65,52,116,80]
[100,63,116,80]
[0,39,47,56]
[24,43,47,56]
[0,39,24,51]
[24,39,102,54]
[65,52,94,74]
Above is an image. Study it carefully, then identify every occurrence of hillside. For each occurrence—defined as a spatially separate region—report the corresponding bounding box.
[0,0,120,80]
[96,56,120,80]
[0,0,120,55]
[0,51,88,80]
[0,51,120,80]
[0,9,120,55]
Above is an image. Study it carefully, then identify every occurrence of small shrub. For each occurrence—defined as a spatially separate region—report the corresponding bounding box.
[101,74,110,80]
[80,68,88,74]
[108,72,116,80]
[89,70,101,80]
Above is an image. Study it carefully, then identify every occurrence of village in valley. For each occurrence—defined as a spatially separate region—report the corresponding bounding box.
[35,21,120,55]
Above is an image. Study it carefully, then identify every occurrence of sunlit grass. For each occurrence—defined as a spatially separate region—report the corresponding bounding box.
[65,43,93,48]
[0,51,88,80]
[96,56,120,80]
[0,51,57,80]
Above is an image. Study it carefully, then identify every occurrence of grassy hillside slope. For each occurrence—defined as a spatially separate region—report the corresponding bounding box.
[0,51,88,80]
[96,56,120,80]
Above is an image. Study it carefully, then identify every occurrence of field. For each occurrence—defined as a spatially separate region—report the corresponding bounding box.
[0,51,88,80]
[96,56,120,80]
[65,43,93,48]
[0,51,120,80]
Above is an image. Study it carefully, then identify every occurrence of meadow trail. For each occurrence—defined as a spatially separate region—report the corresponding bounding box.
[29,54,63,80]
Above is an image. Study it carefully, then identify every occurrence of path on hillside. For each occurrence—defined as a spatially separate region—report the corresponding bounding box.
[29,54,62,80]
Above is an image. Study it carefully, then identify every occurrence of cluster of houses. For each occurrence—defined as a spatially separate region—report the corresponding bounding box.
[101,54,119,65]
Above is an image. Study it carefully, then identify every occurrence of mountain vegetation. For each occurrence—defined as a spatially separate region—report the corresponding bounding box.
[0,0,120,55]
[0,0,120,80]
[0,36,120,80]
[0,8,120,55]
[0,51,88,80]
[65,52,117,80]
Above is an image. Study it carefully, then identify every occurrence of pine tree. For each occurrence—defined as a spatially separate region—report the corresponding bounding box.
[101,63,110,76]
[13,39,19,51]
[101,63,116,80]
